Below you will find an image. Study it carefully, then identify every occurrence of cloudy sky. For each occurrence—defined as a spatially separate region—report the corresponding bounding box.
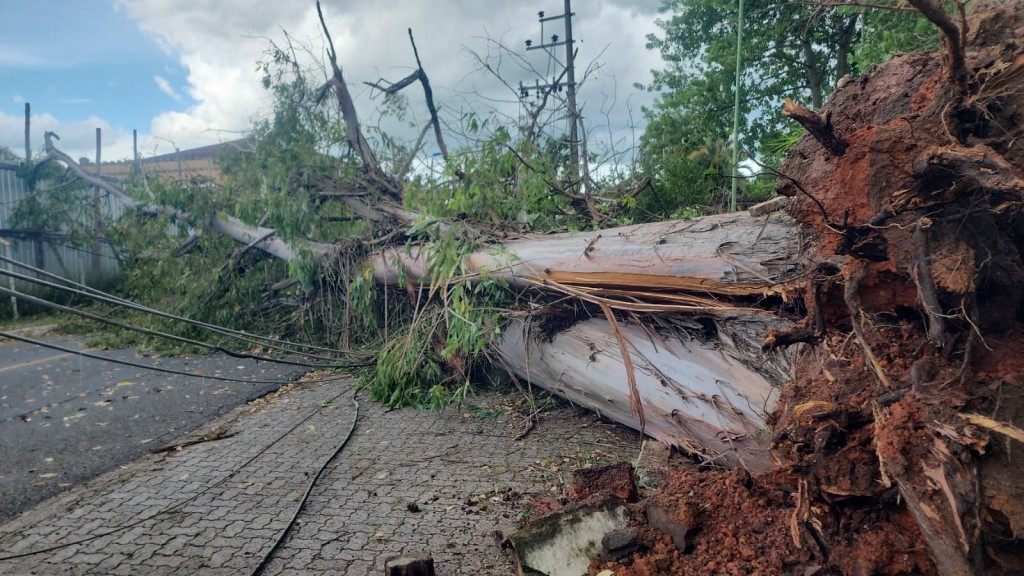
[0,0,665,164]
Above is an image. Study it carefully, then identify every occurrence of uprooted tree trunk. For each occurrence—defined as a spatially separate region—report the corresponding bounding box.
[373,210,806,471]
[752,2,1024,573]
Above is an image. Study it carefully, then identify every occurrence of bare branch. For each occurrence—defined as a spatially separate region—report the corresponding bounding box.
[399,121,432,183]
[408,28,450,162]
[315,1,399,199]
[363,72,419,95]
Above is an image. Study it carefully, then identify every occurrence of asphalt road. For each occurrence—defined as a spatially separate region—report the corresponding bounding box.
[0,333,308,522]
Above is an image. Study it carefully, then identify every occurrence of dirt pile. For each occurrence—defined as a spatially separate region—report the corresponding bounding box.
[592,2,1024,574]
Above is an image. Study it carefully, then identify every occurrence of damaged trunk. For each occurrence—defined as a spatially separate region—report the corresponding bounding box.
[372,210,806,471]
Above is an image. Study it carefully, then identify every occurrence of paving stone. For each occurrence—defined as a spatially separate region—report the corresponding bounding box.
[0,379,638,575]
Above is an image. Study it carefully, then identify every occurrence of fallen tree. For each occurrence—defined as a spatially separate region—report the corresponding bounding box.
[41,130,805,470]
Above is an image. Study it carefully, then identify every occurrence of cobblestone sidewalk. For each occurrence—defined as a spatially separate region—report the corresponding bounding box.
[0,378,640,575]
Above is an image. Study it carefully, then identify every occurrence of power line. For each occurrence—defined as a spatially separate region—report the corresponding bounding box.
[0,330,309,385]
[0,387,358,562]
[248,393,360,575]
[0,255,368,362]
[0,285,353,370]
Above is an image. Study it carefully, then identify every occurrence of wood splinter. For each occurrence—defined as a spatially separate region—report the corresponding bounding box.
[783,99,847,156]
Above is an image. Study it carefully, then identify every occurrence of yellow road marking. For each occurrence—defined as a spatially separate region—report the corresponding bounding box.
[0,350,95,374]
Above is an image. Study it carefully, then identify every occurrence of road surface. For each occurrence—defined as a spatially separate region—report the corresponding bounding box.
[0,333,308,521]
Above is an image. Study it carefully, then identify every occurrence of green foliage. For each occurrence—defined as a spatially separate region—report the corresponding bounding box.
[356,216,512,409]
[643,0,863,154]
[852,9,938,70]
[362,313,448,408]
[404,116,598,232]
[346,265,379,334]
[638,0,933,215]
[633,135,760,220]
[0,147,22,163]
[108,211,289,335]
[8,161,97,246]
[635,151,716,219]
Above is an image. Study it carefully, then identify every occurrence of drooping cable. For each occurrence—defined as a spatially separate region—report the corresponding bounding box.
[0,254,365,359]
[0,386,354,562]
[0,286,353,370]
[0,265,358,362]
[0,330,306,385]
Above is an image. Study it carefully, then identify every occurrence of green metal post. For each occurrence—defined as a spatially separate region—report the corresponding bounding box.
[730,0,745,212]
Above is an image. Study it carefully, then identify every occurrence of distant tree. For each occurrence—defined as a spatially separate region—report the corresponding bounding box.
[0,146,20,163]
[636,0,934,217]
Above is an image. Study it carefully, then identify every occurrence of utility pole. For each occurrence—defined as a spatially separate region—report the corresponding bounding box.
[523,1,579,183]
[94,128,102,281]
[562,0,579,183]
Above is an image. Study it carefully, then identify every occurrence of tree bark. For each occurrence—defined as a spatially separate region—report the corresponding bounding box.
[800,28,824,110]
[496,316,789,472]
[372,211,807,300]
[370,211,808,471]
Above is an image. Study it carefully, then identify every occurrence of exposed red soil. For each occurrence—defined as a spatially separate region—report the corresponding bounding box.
[569,462,640,503]
[590,2,1024,574]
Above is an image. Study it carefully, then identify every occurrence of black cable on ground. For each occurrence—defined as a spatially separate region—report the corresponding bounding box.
[0,385,354,562]
[249,391,360,576]
[0,330,307,385]
[0,256,369,361]
[0,286,353,370]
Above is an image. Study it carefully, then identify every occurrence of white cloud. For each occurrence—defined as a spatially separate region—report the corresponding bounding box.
[113,0,663,160]
[153,75,182,101]
[12,94,24,104]
[0,111,135,162]
[0,44,52,69]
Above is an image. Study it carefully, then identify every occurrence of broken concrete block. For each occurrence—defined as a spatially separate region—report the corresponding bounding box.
[568,462,639,503]
[748,195,788,217]
[384,553,435,576]
[601,527,640,562]
[502,496,632,576]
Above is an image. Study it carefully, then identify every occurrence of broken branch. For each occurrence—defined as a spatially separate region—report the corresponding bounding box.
[906,0,969,95]
[783,99,847,156]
